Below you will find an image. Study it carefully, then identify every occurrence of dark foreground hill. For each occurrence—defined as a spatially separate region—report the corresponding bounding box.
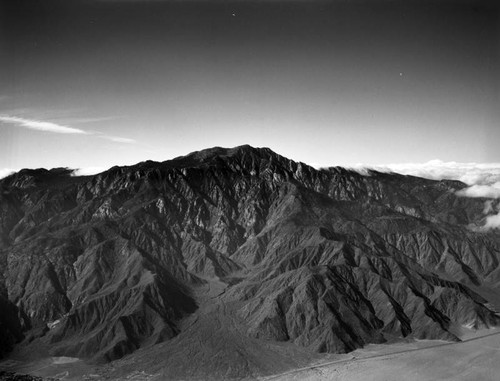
[1,145,499,379]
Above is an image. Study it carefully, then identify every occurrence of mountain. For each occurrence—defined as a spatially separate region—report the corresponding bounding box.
[1,145,499,379]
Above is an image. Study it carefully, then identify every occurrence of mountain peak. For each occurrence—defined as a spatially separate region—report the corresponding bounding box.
[160,145,290,174]
[171,144,275,164]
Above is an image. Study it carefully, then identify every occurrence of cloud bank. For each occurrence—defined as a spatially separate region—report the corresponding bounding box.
[351,160,500,186]
[352,160,500,230]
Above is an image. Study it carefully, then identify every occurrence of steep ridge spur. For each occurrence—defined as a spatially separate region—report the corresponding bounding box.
[0,145,499,376]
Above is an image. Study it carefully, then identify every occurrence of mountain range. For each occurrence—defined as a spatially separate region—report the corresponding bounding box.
[1,145,499,379]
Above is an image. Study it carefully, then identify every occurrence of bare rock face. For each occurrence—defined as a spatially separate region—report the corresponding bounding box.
[0,145,499,370]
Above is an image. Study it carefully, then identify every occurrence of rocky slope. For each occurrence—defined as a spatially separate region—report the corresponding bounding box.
[0,145,499,377]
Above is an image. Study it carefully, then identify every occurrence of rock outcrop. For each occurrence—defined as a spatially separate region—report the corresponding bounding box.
[0,145,499,368]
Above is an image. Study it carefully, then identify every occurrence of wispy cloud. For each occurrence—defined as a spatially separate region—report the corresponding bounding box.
[0,115,88,134]
[61,116,120,125]
[101,135,136,144]
[0,114,136,144]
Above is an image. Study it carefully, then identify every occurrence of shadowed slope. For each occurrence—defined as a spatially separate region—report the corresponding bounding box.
[0,145,499,379]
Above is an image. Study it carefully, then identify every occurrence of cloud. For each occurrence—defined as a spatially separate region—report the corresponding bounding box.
[483,200,495,214]
[71,167,109,176]
[351,160,500,201]
[61,116,120,125]
[352,160,500,186]
[484,212,500,230]
[101,135,136,144]
[0,168,17,180]
[456,182,500,199]
[350,160,500,231]
[0,114,136,144]
[0,115,88,134]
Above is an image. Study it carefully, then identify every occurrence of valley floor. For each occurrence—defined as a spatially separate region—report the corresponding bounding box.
[2,327,499,380]
[262,327,500,381]
[1,277,499,381]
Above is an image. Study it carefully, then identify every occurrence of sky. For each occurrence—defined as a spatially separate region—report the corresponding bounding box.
[1,0,499,174]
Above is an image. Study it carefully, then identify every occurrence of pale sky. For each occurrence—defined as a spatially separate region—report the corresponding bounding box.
[1,0,499,172]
